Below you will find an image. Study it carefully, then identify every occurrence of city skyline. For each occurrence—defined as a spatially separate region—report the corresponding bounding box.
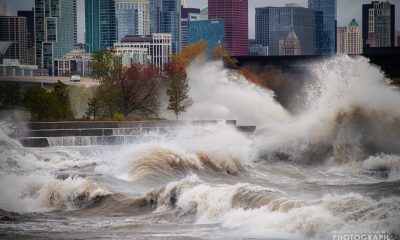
[2,0,399,43]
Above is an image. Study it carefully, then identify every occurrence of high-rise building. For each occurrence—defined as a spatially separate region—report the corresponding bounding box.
[188,20,224,54]
[149,0,181,53]
[85,0,117,53]
[337,19,363,55]
[0,16,28,65]
[280,30,302,56]
[181,8,200,47]
[35,0,77,76]
[208,0,248,56]
[255,5,316,56]
[115,0,150,41]
[362,1,395,48]
[0,4,11,16]
[18,9,35,65]
[308,0,337,54]
[336,27,346,54]
[113,33,172,69]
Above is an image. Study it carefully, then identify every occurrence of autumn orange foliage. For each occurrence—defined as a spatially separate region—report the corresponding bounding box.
[211,43,238,67]
[240,67,269,86]
[172,40,208,66]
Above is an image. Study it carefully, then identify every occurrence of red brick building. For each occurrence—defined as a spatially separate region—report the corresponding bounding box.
[208,0,248,56]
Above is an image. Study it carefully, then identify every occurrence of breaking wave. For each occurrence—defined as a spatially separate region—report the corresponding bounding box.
[130,147,244,181]
[145,176,400,239]
[253,55,400,166]
[0,174,111,213]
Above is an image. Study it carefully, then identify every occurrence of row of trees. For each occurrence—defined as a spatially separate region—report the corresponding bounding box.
[0,41,239,121]
[87,40,234,120]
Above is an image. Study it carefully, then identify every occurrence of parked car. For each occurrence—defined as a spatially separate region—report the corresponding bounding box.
[70,75,81,82]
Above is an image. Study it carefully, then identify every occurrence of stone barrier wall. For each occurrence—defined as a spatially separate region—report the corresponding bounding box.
[11,120,255,147]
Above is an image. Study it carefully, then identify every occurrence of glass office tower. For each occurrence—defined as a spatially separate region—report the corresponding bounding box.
[188,19,224,54]
[18,9,35,65]
[115,0,150,41]
[181,8,200,47]
[35,0,77,75]
[362,1,395,48]
[149,0,181,53]
[255,5,316,56]
[308,0,337,54]
[85,0,116,53]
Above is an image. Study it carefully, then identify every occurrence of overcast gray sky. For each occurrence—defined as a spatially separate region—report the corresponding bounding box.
[2,0,399,42]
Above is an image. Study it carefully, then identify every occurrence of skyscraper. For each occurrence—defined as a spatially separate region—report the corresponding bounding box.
[35,0,77,75]
[85,0,117,53]
[255,5,316,56]
[18,9,35,65]
[208,0,248,56]
[0,16,28,64]
[362,1,395,48]
[337,27,346,54]
[281,30,302,56]
[181,8,200,47]
[337,19,363,55]
[115,0,150,41]
[188,20,224,53]
[308,0,337,54]
[149,0,181,53]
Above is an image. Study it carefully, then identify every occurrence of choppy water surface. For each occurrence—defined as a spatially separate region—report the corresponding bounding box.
[1,56,400,239]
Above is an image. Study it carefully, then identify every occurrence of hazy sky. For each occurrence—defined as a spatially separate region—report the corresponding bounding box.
[2,0,399,42]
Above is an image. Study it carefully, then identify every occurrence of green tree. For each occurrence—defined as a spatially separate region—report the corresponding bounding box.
[90,48,119,82]
[86,81,119,119]
[53,81,74,120]
[159,42,209,119]
[0,83,23,117]
[22,83,75,121]
[23,85,56,121]
[164,61,192,119]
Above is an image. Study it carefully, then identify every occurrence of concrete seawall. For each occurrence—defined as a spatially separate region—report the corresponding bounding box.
[12,120,256,147]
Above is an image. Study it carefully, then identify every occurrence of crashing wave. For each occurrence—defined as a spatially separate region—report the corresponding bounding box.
[255,56,400,166]
[0,174,111,213]
[145,177,400,239]
[129,147,244,181]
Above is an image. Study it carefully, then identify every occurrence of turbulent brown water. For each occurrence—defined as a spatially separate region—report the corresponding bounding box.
[1,56,400,239]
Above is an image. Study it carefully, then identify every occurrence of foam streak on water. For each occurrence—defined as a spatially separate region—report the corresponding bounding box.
[1,55,400,239]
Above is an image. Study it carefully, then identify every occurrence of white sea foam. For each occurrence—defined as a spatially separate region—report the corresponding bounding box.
[179,60,290,126]
[156,179,400,239]
[0,173,110,213]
